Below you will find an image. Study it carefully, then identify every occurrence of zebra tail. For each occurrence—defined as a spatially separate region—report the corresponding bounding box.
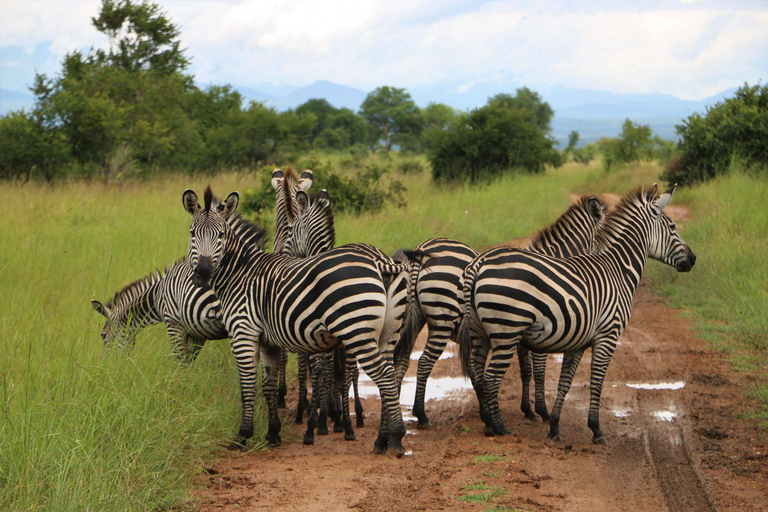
[392,254,426,369]
[457,256,481,379]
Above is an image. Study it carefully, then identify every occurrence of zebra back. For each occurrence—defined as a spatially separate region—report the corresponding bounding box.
[526,196,607,257]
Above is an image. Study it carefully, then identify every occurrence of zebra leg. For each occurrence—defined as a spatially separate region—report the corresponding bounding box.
[342,354,357,440]
[587,340,617,445]
[229,338,260,450]
[295,354,309,424]
[331,349,344,433]
[470,334,490,423]
[304,354,324,445]
[351,359,364,428]
[316,354,331,436]
[483,332,521,436]
[517,344,536,420]
[413,327,449,429]
[531,351,550,421]
[277,349,288,409]
[344,336,406,457]
[547,348,585,442]
[165,324,188,362]
[183,336,207,363]
[259,343,282,447]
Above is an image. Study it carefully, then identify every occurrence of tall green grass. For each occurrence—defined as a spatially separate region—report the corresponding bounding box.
[0,160,596,509]
[647,164,768,422]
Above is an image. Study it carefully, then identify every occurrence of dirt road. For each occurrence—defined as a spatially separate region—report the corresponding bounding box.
[197,203,767,511]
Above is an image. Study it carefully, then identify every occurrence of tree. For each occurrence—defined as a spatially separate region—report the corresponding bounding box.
[664,83,768,184]
[488,87,554,133]
[296,98,336,140]
[566,131,580,153]
[428,101,561,182]
[359,86,422,151]
[91,0,189,74]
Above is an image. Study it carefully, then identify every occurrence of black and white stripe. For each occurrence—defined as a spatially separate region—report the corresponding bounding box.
[458,185,695,443]
[394,196,607,428]
[183,186,417,456]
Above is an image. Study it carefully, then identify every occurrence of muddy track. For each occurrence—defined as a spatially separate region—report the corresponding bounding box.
[197,202,767,511]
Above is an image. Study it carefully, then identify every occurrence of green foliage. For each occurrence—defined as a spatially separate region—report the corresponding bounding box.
[664,83,768,185]
[359,86,423,151]
[566,130,580,152]
[573,142,598,165]
[397,159,426,175]
[487,87,554,133]
[428,98,561,182]
[596,119,675,172]
[241,158,406,221]
[0,110,71,181]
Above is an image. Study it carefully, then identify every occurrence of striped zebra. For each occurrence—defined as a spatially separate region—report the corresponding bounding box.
[270,168,313,410]
[182,186,417,456]
[283,187,413,444]
[457,185,695,443]
[394,196,607,428]
[91,215,267,360]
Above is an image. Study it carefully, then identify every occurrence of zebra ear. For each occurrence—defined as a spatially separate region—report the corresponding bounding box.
[656,183,677,210]
[296,170,313,191]
[182,190,200,215]
[92,300,109,317]
[588,197,605,222]
[317,189,330,204]
[271,169,284,191]
[295,190,309,214]
[222,192,239,217]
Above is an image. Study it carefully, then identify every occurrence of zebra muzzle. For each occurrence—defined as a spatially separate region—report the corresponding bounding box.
[193,257,214,287]
[676,251,696,273]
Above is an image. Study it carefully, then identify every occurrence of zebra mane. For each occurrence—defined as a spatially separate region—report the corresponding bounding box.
[282,166,299,221]
[527,195,607,252]
[103,259,182,310]
[594,185,659,250]
[204,185,214,212]
[229,213,269,250]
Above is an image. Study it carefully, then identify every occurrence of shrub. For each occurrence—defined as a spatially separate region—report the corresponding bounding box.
[427,102,560,182]
[240,160,406,220]
[573,143,598,165]
[666,83,768,185]
[397,159,425,175]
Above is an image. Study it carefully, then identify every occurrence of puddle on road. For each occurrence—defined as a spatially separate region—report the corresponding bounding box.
[409,349,455,361]
[612,408,631,418]
[356,374,474,406]
[652,409,678,422]
[626,381,685,390]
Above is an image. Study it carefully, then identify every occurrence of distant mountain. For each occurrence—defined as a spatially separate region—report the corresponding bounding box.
[235,86,278,105]
[270,80,367,111]
[0,89,35,115]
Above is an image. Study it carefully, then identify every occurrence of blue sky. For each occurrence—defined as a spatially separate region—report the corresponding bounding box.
[1,0,766,100]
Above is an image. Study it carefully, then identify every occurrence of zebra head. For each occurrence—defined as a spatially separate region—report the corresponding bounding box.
[646,184,696,272]
[283,189,335,258]
[272,168,313,253]
[182,186,239,287]
[91,299,140,350]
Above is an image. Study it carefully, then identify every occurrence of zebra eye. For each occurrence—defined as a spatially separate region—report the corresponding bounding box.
[189,230,195,236]
[218,231,225,238]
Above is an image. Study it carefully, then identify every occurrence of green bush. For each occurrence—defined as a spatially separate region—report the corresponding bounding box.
[427,100,560,182]
[573,143,598,165]
[397,159,425,175]
[240,159,406,220]
[664,83,768,185]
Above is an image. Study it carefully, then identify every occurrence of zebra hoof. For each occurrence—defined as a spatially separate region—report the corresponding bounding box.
[334,423,344,433]
[227,439,247,451]
[492,424,510,436]
[547,433,563,442]
[317,425,329,436]
[302,435,315,446]
[539,412,550,422]
[416,418,432,430]
[593,435,608,445]
[389,444,406,458]
[265,434,281,447]
[483,425,495,437]
[523,411,537,421]
[373,435,389,454]
[356,417,365,428]
[345,431,356,441]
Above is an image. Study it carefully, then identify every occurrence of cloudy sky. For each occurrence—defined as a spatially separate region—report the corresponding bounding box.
[1,0,766,101]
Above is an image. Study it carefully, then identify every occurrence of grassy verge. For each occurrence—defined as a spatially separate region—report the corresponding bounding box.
[0,158,597,510]
[645,164,768,424]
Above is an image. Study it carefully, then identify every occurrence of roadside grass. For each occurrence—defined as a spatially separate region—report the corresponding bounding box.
[473,453,506,464]
[646,163,768,424]
[0,158,595,510]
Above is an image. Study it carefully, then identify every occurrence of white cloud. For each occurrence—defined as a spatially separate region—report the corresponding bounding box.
[1,0,766,99]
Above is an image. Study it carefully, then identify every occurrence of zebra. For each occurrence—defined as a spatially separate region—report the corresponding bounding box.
[457,184,695,443]
[91,215,267,360]
[393,196,607,428]
[182,186,418,456]
[270,167,313,410]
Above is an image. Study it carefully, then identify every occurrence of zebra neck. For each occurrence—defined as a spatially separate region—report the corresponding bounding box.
[602,221,650,293]
[121,282,163,329]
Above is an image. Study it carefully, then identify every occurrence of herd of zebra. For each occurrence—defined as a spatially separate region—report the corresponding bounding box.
[91,168,696,457]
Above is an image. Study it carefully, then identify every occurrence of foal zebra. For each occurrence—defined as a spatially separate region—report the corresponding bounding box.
[183,186,417,455]
[458,185,695,442]
[92,215,267,359]
[394,196,606,428]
